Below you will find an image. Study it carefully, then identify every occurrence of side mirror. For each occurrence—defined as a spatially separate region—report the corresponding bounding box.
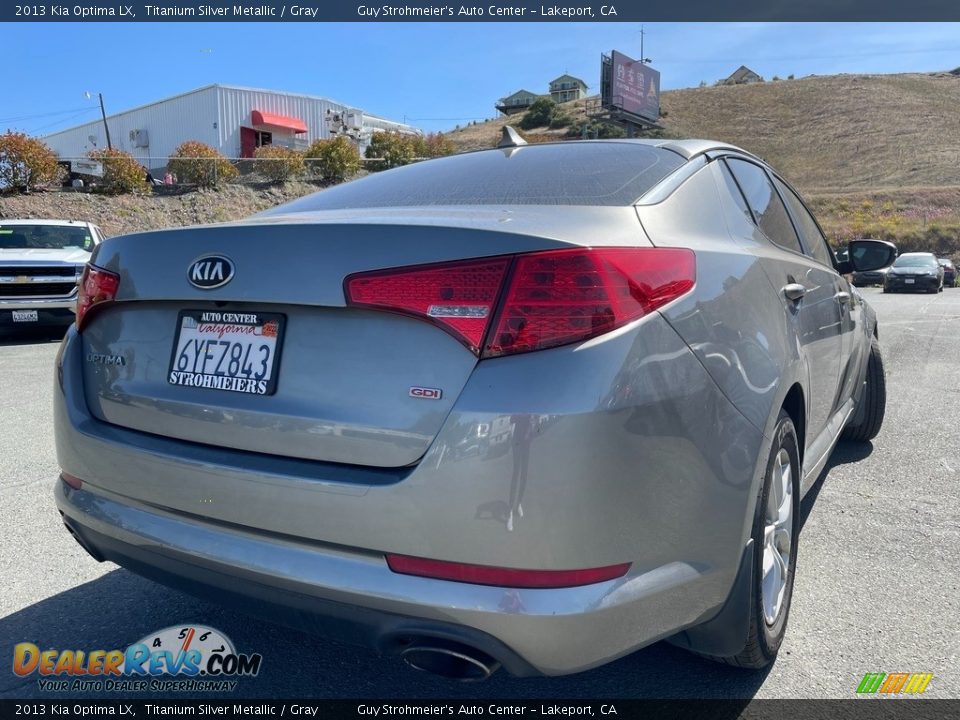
[836,239,898,274]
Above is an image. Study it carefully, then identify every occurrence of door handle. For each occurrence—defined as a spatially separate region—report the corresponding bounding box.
[782,283,807,302]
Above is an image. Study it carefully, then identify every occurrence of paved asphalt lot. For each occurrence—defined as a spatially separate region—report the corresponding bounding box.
[1,288,957,700]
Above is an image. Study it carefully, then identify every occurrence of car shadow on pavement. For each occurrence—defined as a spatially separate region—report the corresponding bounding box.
[0,326,68,346]
[799,439,874,530]
[1,566,769,703]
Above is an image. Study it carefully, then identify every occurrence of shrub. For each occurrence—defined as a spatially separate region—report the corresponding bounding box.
[518,98,558,130]
[365,132,416,171]
[304,135,361,182]
[88,148,146,194]
[253,145,304,183]
[168,141,237,188]
[549,111,572,129]
[566,122,626,139]
[0,131,61,192]
[412,132,455,159]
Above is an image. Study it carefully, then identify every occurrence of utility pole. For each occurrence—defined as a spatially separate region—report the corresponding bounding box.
[640,25,645,64]
[98,93,112,150]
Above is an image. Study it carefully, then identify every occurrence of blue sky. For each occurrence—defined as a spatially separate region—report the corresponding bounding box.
[4,22,959,135]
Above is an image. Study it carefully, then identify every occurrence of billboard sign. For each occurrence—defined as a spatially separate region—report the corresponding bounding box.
[608,50,660,122]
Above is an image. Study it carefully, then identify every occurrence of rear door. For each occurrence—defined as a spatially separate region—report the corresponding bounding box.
[724,158,843,447]
[772,175,862,409]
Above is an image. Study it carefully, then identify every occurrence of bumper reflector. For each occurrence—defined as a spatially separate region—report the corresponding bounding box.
[60,472,83,490]
[386,554,630,589]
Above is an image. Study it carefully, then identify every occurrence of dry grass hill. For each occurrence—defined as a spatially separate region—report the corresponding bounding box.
[447,71,960,253]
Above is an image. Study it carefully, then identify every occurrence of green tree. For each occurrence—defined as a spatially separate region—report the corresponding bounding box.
[365,132,416,171]
[304,135,362,182]
[519,98,558,130]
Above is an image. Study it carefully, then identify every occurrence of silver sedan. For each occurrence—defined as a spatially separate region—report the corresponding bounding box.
[53,136,893,679]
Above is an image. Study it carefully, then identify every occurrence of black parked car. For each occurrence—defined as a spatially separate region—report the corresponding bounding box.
[938,258,956,288]
[884,252,944,293]
[852,267,889,287]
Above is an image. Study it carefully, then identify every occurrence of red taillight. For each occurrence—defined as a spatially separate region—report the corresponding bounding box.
[485,247,695,358]
[345,257,510,354]
[385,554,631,589]
[76,264,120,329]
[344,248,694,358]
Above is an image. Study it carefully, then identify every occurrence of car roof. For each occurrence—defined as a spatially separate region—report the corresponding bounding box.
[0,219,93,227]
[493,136,760,162]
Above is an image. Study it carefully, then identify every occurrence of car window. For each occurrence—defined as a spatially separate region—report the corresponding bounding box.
[725,159,804,255]
[0,224,92,250]
[893,255,937,268]
[773,177,835,268]
[718,161,754,225]
[263,143,687,211]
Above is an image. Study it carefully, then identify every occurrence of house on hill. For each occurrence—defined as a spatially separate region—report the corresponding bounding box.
[549,74,588,103]
[724,66,764,84]
[495,89,542,116]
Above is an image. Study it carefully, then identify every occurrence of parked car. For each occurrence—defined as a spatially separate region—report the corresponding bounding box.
[54,137,894,679]
[0,219,104,330]
[883,252,944,293]
[852,266,889,287]
[937,258,956,288]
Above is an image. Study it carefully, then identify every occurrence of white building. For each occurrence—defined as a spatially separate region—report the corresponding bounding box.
[43,84,418,171]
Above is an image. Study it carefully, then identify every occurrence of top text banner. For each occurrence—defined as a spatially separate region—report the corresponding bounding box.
[4,1,960,22]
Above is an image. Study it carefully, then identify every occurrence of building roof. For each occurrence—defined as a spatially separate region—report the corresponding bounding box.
[43,83,416,140]
[549,74,588,89]
[726,65,762,82]
[500,89,540,101]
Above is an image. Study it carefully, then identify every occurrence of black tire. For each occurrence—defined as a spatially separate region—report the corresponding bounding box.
[714,410,800,669]
[842,336,886,441]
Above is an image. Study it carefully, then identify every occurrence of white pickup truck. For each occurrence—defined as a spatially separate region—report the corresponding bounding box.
[0,219,105,329]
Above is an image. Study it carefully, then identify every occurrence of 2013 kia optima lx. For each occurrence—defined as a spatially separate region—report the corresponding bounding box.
[54,137,894,679]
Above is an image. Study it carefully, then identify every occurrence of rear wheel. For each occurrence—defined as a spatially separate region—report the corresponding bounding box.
[714,410,800,669]
[843,336,886,441]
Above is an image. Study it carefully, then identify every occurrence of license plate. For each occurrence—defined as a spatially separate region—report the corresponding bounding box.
[12,310,38,323]
[905,278,915,284]
[168,311,284,396]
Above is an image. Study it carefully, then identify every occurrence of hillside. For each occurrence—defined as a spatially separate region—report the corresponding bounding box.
[446,72,960,253]
[449,72,960,194]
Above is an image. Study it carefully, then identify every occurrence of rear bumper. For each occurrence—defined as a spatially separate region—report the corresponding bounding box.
[884,275,939,291]
[54,312,766,675]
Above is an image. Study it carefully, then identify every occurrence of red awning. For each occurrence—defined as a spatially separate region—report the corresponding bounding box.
[250,110,307,133]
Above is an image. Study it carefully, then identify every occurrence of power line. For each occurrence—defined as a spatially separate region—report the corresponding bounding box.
[0,106,98,124]
[28,108,101,134]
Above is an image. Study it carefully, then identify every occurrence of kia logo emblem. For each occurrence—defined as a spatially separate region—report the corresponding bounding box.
[188,255,235,289]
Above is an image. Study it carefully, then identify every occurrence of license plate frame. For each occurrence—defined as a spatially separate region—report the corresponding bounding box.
[12,310,39,323]
[905,278,915,284]
[168,310,286,396]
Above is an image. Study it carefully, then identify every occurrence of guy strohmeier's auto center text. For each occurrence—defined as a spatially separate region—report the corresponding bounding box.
[14,4,619,19]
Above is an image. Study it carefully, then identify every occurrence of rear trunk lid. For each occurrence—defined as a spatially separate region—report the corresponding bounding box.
[81,209,645,468]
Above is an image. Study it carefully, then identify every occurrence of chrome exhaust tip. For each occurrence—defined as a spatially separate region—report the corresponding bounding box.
[400,640,501,682]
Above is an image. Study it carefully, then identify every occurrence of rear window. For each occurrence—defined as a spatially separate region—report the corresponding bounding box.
[894,255,937,268]
[266,143,686,212]
[0,224,94,251]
